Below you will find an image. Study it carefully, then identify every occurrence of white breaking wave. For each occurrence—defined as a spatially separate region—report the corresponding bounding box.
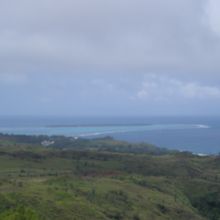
[76,129,129,138]
[195,124,210,129]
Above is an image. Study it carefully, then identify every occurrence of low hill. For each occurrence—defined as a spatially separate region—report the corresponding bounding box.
[0,134,219,219]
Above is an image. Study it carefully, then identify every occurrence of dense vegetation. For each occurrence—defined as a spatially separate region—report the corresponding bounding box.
[0,134,173,155]
[0,134,219,220]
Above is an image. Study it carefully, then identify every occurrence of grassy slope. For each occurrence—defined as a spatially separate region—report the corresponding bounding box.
[0,137,219,219]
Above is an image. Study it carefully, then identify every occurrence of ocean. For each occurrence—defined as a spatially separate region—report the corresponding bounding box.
[0,116,219,154]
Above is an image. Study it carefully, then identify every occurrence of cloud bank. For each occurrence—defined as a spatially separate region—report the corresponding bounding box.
[0,0,220,75]
[135,75,220,101]
[0,0,220,115]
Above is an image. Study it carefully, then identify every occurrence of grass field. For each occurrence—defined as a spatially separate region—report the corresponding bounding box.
[0,135,219,220]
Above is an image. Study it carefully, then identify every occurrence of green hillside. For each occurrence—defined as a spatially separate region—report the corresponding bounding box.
[0,135,219,220]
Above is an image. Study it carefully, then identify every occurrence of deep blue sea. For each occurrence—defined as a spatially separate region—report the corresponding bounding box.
[0,116,220,154]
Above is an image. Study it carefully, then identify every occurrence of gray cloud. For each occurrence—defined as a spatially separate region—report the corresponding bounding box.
[0,0,220,115]
[134,74,220,101]
[0,0,220,75]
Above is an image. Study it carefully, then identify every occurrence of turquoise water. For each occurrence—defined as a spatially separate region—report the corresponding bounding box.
[0,116,219,154]
[0,123,206,137]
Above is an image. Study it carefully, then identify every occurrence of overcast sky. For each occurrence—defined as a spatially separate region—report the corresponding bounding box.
[1,0,220,116]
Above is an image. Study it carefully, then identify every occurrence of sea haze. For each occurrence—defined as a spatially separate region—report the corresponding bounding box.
[0,116,219,154]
